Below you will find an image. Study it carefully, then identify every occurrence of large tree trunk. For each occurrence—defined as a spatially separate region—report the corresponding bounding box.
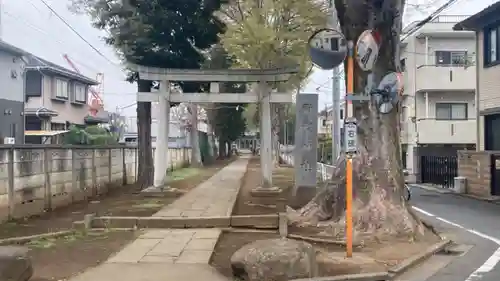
[189,104,203,167]
[218,138,227,159]
[289,0,434,242]
[137,80,154,189]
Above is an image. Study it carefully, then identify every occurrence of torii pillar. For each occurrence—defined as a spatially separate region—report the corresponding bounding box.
[131,65,297,192]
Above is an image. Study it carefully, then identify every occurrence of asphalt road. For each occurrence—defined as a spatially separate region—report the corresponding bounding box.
[402,186,500,281]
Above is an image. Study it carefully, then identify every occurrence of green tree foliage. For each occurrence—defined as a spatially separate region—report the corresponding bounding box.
[218,0,328,90]
[217,0,327,154]
[64,125,118,145]
[71,0,225,187]
[203,44,247,157]
[213,103,247,157]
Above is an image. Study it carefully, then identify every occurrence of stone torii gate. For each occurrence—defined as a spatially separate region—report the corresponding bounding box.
[131,65,297,193]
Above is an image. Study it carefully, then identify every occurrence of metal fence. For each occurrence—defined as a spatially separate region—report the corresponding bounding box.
[279,152,334,183]
[420,155,458,188]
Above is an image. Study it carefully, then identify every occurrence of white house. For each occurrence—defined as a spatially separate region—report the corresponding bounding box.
[400,15,477,182]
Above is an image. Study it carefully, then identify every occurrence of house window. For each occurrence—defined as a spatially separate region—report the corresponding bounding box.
[55,79,68,99]
[435,51,467,66]
[400,58,406,72]
[435,103,467,120]
[74,84,87,103]
[484,26,499,66]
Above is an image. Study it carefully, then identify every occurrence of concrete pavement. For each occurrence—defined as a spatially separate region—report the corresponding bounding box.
[68,157,250,281]
[397,186,500,281]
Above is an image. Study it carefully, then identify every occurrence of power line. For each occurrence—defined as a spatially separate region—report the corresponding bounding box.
[401,0,466,41]
[37,0,120,67]
[1,9,126,78]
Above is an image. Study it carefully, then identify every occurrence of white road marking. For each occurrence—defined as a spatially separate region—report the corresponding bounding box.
[412,206,500,281]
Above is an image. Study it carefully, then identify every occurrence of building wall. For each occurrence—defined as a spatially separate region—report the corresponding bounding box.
[401,30,476,143]
[400,25,477,176]
[477,31,500,112]
[24,73,89,125]
[476,31,500,150]
[0,50,25,143]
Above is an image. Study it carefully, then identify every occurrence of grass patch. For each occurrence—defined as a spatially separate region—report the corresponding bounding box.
[130,199,165,209]
[168,167,201,181]
[26,231,110,249]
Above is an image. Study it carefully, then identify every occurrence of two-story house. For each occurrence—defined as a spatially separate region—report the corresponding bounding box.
[0,40,29,144]
[454,1,500,151]
[23,55,99,143]
[400,15,477,183]
[317,101,345,138]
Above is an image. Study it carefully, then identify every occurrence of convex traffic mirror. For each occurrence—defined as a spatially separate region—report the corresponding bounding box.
[308,28,347,70]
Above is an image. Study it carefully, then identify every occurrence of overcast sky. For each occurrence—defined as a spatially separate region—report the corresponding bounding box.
[1,0,497,116]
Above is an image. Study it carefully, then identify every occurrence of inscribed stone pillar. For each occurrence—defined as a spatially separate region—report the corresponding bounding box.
[292,93,318,206]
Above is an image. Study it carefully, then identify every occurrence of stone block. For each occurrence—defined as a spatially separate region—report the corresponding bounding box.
[92,216,138,229]
[193,229,221,239]
[250,186,282,197]
[184,239,217,251]
[0,246,33,281]
[139,255,175,263]
[231,214,279,229]
[107,239,161,263]
[175,250,212,264]
[137,217,186,229]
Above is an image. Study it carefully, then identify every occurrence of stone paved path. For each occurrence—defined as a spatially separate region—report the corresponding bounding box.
[68,157,249,281]
[154,157,249,217]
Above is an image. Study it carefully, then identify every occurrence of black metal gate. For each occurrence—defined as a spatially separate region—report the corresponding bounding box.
[490,154,500,196]
[420,155,457,188]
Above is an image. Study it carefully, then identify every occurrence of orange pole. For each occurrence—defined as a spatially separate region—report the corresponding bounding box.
[345,41,354,258]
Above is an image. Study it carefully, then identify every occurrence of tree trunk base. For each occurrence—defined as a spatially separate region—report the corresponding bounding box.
[287,185,438,243]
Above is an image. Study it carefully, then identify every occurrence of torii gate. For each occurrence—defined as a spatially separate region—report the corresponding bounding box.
[131,65,297,194]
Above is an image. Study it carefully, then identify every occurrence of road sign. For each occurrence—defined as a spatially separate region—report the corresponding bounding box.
[344,119,357,154]
[355,30,381,71]
[308,28,347,70]
[374,72,403,114]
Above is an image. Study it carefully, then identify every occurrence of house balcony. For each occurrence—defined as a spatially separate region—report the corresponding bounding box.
[415,65,475,93]
[416,119,476,144]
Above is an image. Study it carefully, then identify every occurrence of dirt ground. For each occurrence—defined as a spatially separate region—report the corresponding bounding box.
[232,158,294,215]
[213,157,438,278]
[29,230,138,281]
[0,158,232,239]
[0,158,233,281]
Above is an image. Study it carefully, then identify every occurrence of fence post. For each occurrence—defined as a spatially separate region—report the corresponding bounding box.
[71,149,77,203]
[7,147,15,219]
[122,148,127,185]
[91,149,97,197]
[108,148,112,185]
[43,148,52,210]
[135,148,138,182]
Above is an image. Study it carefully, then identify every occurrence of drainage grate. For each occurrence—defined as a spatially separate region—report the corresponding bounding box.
[436,243,470,256]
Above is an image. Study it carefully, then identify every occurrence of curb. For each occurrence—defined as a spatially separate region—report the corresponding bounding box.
[411,184,500,205]
[388,239,452,275]
[410,184,453,194]
[291,272,390,281]
[0,230,76,246]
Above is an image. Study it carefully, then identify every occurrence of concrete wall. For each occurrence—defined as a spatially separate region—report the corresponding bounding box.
[0,145,191,223]
[457,150,492,197]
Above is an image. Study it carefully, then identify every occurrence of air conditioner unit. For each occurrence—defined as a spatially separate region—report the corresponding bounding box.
[4,137,15,144]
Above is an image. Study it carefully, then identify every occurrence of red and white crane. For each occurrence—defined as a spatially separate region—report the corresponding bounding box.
[62,54,104,116]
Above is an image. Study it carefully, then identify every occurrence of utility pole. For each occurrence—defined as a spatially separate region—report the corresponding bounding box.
[332,68,341,162]
[0,0,3,39]
[329,0,342,163]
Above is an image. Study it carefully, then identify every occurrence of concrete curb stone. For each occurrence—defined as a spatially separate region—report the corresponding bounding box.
[388,239,452,275]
